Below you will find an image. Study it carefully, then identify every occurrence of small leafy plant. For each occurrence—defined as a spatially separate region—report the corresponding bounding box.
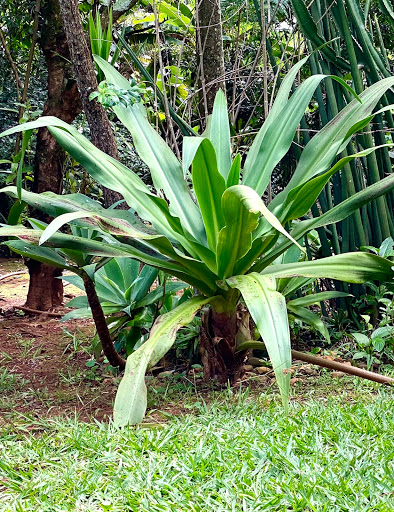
[89,80,145,108]
[62,257,187,357]
[351,320,394,369]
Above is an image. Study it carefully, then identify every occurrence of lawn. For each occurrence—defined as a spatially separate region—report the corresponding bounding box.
[1,382,394,512]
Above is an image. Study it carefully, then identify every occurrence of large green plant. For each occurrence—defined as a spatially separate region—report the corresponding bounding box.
[1,57,394,425]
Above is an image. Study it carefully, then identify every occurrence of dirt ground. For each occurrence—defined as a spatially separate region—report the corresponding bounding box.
[0,258,118,424]
[0,259,247,425]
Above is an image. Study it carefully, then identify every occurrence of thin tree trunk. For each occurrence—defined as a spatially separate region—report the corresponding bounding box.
[15,0,41,154]
[25,0,82,310]
[83,272,126,369]
[0,28,23,95]
[58,0,123,207]
[196,0,226,120]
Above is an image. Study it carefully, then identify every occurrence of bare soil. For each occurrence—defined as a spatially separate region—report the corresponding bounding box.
[0,258,117,423]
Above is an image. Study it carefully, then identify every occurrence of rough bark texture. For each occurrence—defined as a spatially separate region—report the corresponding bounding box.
[58,0,123,207]
[25,260,64,310]
[199,308,248,384]
[83,273,126,369]
[25,0,82,310]
[196,0,226,119]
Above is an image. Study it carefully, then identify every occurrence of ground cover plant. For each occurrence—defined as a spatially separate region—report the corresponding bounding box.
[1,56,394,425]
[1,383,394,512]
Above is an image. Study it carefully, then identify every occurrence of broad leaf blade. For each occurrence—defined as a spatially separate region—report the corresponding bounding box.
[281,145,392,222]
[243,74,330,196]
[182,136,204,177]
[287,291,351,307]
[261,253,394,283]
[271,76,394,210]
[192,138,226,252]
[227,274,291,409]
[217,186,302,278]
[255,172,394,271]
[216,186,262,278]
[227,154,241,187]
[287,304,330,343]
[3,239,73,270]
[94,56,205,244]
[210,90,232,180]
[113,296,211,426]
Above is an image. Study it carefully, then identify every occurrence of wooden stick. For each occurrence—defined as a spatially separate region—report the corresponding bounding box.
[0,28,23,93]
[0,270,26,281]
[15,306,64,318]
[291,349,394,386]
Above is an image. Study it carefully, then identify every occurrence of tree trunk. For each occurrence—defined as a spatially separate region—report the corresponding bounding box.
[199,307,249,384]
[196,0,226,120]
[83,272,126,369]
[25,0,82,310]
[25,260,64,310]
[58,0,123,207]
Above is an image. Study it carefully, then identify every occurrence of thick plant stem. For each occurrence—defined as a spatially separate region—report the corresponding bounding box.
[200,304,248,384]
[82,272,126,370]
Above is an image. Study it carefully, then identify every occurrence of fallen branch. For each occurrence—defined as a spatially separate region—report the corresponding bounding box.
[0,270,26,281]
[15,306,64,318]
[291,349,394,386]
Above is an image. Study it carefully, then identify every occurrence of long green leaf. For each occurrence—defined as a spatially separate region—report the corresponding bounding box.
[128,265,158,303]
[216,187,262,279]
[134,282,187,309]
[243,73,357,196]
[281,144,392,222]
[113,296,211,425]
[209,90,232,180]
[379,0,394,21]
[287,304,330,342]
[192,139,226,253]
[261,253,394,283]
[243,74,327,195]
[255,170,394,271]
[3,240,74,270]
[182,136,204,177]
[36,209,218,292]
[287,291,351,307]
[219,185,303,279]
[1,118,189,246]
[94,56,205,245]
[0,225,215,294]
[291,0,350,70]
[227,274,291,408]
[227,154,241,187]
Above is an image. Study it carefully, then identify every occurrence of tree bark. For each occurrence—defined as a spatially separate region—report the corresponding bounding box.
[83,272,126,369]
[58,0,123,207]
[25,0,82,310]
[196,0,226,120]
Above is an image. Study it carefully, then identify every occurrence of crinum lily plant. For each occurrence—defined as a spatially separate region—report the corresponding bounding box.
[1,56,394,425]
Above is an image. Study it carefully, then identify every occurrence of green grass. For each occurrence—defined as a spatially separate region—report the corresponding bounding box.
[1,386,394,511]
